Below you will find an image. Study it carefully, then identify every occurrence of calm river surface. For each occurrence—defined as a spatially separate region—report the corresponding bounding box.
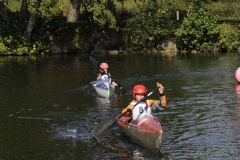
[0,52,240,159]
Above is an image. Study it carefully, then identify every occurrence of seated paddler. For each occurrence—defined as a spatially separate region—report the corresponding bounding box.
[121,82,167,121]
[97,62,122,89]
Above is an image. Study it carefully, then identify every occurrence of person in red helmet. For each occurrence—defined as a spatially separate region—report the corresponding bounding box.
[97,62,122,89]
[121,82,167,121]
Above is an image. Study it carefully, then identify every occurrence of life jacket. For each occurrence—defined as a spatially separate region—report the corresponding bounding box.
[98,73,112,84]
[130,100,153,121]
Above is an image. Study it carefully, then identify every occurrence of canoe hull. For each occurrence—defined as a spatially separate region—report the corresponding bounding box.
[90,80,115,98]
[117,115,163,151]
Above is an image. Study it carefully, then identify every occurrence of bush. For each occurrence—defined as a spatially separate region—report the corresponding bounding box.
[217,23,240,51]
[175,6,219,52]
[123,1,173,51]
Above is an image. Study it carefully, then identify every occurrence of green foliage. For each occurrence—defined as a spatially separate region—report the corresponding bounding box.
[2,0,240,54]
[0,41,9,53]
[209,1,239,17]
[27,0,61,18]
[217,23,240,51]
[55,0,69,17]
[15,46,29,55]
[8,0,22,12]
[0,10,49,55]
[123,1,173,51]
[73,33,89,52]
[85,0,118,30]
[175,6,219,51]
[0,0,66,55]
[0,13,29,54]
[38,0,63,18]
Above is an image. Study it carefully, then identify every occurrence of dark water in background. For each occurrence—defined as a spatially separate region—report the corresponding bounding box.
[0,52,240,159]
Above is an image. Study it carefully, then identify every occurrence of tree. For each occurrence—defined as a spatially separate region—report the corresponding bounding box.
[123,0,173,51]
[175,4,219,52]
[20,0,28,16]
[67,0,80,22]
[0,0,9,21]
[83,0,117,29]
[25,0,41,43]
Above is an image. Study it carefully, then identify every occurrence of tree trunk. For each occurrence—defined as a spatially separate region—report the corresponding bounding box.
[26,13,37,43]
[20,0,28,16]
[67,0,80,22]
[25,0,41,44]
[0,0,9,21]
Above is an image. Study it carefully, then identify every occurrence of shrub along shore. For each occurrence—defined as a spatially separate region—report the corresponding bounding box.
[0,0,240,55]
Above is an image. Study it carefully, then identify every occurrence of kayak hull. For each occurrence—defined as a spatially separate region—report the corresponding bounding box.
[117,115,163,151]
[90,80,115,98]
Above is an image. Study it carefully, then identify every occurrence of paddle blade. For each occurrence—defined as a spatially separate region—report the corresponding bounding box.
[90,56,99,68]
[91,118,117,141]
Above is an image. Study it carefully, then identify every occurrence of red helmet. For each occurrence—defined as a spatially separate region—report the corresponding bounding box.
[100,63,109,69]
[132,85,147,99]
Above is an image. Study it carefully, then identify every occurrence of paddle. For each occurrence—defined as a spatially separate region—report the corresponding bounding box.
[90,56,125,92]
[91,86,160,141]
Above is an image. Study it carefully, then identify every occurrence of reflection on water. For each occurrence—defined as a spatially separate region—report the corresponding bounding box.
[236,84,240,96]
[235,85,240,128]
[112,139,168,160]
[96,97,114,110]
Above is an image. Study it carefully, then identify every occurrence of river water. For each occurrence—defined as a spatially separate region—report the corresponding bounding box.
[0,52,240,159]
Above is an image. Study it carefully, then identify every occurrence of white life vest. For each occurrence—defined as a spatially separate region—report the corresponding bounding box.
[130,100,153,121]
[100,74,112,84]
